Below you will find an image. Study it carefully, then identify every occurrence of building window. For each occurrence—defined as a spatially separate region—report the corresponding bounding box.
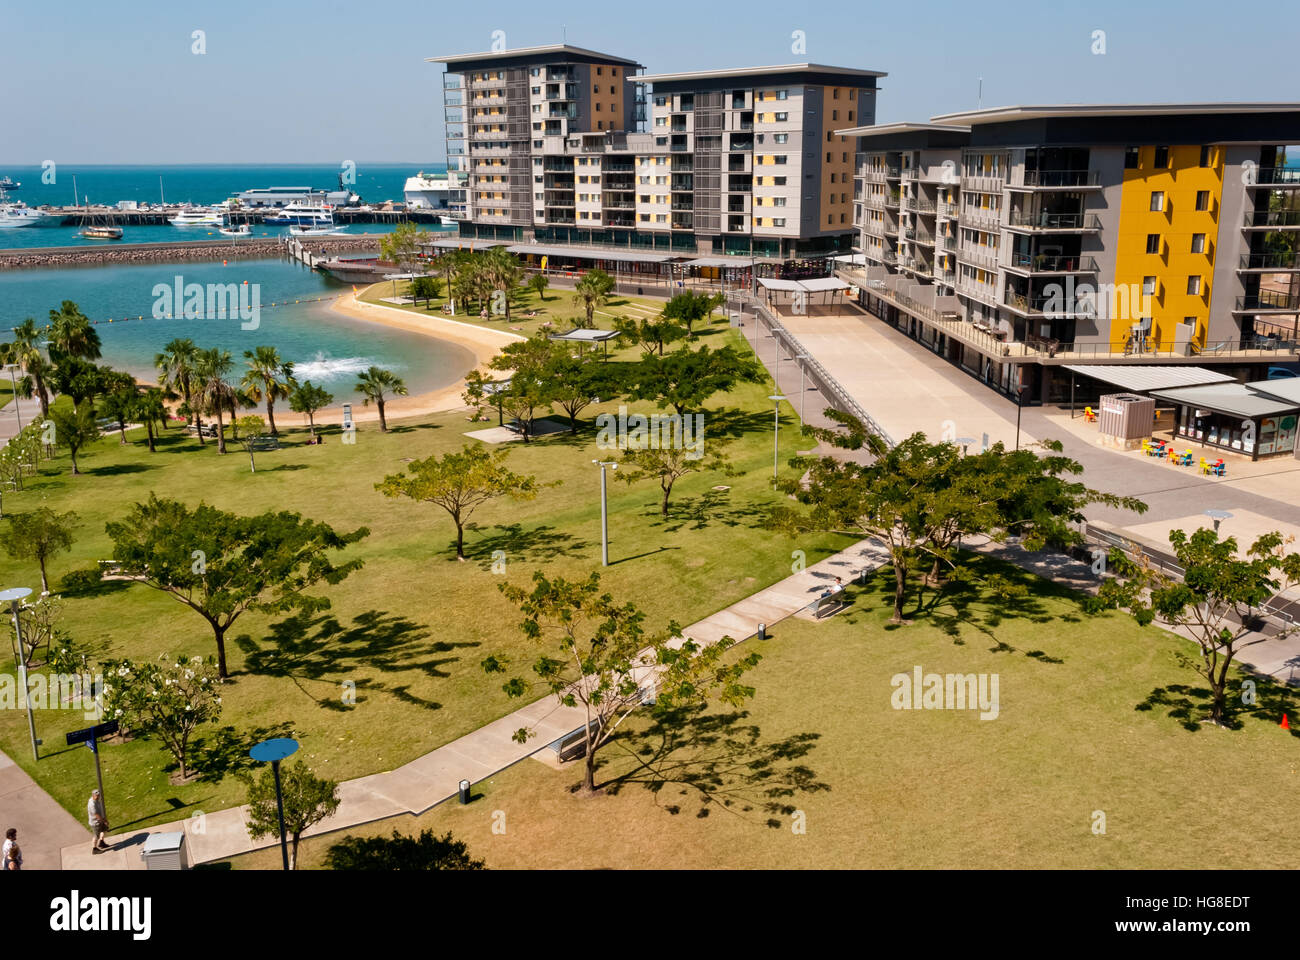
[774,217,786,226]
[1146,233,1160,254]
[531,86,540,94]
[773,197,786,206]
[832,110,838,120]
[1149,191,1164,212]
[774,176,786,186]
[596,67,603,75]
[1154,146,1170,168]
[826,152,832,162]
[827,214,833,224]
[1187,275,1202,295]
[848,110,854,121]
[775,155,787,164]
[830,173,837,183]
[655,136,667,146]
[596,102,601,111]
[775,133,788,144]
[655,96,666,106]
[530,68,540,77]
[832,89,840,99]
[1142,276,1156,295]
[776,90,788,100]
[1191,233,1206,253]
[1195,190,1209,211]
[1124,147,1139,169]
[1199,145,1212,167]
[655,175,666,184]
[639,213,650,222]
[533,140,543,148]
[655,214,666,223]
[775,112,788,121]
[640,194,651,203]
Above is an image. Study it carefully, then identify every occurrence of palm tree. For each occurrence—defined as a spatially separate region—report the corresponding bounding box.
[483,247,524,321]
[354,366,407,432]
[197,348,236,454]
[241,346,296,436]
[155,337,201,442]
[572,269,614,327]
[8,318,52,419]
[136,388,168,453]
[46,301,102,361]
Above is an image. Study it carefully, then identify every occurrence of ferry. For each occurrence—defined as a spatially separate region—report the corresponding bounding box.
[0,176,19,191]
[0,199,56,228]
[266,202,335,227]
[169,207,222,226]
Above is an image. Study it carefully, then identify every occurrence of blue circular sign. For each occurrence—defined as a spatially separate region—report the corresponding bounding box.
[250,737,299,763]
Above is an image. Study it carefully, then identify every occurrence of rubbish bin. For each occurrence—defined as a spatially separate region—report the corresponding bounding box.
[140,831,189,870]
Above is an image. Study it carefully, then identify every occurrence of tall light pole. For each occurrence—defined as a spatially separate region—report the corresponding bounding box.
[795,354,810,423]
[768,395,787,484]
[1014,385,1027,451]
[249,737,299,871]
[2,365,20,431]
[592,459,617,565]
[1,587,39,761]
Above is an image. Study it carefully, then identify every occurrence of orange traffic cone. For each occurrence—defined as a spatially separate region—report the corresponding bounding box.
[1282,714,1290,730]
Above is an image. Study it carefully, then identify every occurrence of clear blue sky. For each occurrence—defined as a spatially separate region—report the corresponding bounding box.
[6,0,1297,164]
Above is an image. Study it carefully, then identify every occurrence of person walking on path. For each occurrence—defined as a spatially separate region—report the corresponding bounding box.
[2,828,21,871]
[87,789,109,854]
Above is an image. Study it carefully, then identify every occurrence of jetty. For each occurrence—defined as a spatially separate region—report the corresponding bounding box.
[14,205,451,227]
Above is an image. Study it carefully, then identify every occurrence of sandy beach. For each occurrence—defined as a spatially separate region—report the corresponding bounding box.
[306,286,526,426]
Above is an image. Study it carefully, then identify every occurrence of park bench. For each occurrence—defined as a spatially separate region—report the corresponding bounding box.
[245,435,281,451]
[810,591,852,620]
[189,423,219,440]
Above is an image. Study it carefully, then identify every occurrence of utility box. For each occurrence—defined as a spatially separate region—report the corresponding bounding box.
[140,831,189,871]
[1096,392,1154,450]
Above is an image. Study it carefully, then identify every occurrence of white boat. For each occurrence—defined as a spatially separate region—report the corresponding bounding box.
[232,182,358,209]
[0,192,56,228]
[439,214,458,226]
[169,207,222,226]
[266,202,335,227]
[79,224,124,240]
[219,224,252,238]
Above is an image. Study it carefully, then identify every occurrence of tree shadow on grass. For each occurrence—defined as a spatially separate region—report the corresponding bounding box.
[596,704,829,828]
[185,721,297,783]
[468,522,588,568]
[265,462,309,472]
[1137,671,1300,733]
[86,462,155,476]
[233,609,477,711]
[387,422,444,434]
[643,488,769,533]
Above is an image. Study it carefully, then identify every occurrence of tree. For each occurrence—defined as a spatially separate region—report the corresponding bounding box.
[136,388,168,453]
[289,381,334,441]
[613,314,687,357]
[241,346,296,437]
[482,246,524,321]
[484,572,761,795]
[46,301,102,362]
[543,348,614,434]
[527,272,548,303]
[50,402,99,475]
[325,830,485,871]
[488,334,553,442]
[1091,528,1300,726]
[234,415,267,472]
[8,594,70,669]
[618,435,734,517]
[105,495,370,678]
[48,357,107,408]
[155,337,200,436]
[572,269,614,327]
[629,344,762,417]
[4,507,79,594]
[8,318,52,419]
[354,366,407,432]
[245,760,340,870]
[376,444,540,561]
[97,370,139,444]
[410,275,442,306]
[662,290,715,337]
[103,655,222,780]
[378,221,430,285]
[197,347,237,454]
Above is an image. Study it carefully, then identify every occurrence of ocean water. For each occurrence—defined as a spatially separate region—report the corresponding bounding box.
[0,258,475,404]
[0,162,454,249]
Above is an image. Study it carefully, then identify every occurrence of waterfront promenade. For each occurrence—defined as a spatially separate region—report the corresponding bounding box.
[0,235,380,271]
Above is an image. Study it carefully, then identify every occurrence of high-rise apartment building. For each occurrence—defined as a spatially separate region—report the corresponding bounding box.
[431,47,883,260]
[838,105,1300,400]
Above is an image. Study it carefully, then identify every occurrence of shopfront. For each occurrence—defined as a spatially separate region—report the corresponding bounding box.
[1152,383,1300,461]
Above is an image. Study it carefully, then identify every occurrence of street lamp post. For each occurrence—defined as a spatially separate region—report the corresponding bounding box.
[1204,509,1234,533]
[592,459,617,565]
[2,365,20,432]
[1,587,39,761]
[1014,385,1028,451]
[768,395,787,484]
[795,354,810,423]
[249,737,299,871]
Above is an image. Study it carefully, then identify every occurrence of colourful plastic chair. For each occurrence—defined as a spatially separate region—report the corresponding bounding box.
[1084,406,1097,423]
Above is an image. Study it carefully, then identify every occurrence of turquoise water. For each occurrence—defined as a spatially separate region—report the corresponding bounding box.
[0,162,454,249]
[0,258,475,403]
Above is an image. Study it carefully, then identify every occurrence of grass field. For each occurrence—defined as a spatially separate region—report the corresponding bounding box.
[0,315,850,832]
[224,554,1300,870]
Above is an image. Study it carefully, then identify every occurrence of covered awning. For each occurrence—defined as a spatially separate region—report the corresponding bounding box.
[548,328,619,342]
[1150,383,1300,418]
[756,278,804,292]
[682,256,751,268]
[799,277,851,293]
[1062,364,1235,393]
[423,239,505,250]
[506,244,674,264]
[832,253,868,265]
[1246,377,1300,405]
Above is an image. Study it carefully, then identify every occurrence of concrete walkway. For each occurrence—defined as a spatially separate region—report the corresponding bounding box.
[62,539,889,869]
[0,396,42,447]
[0,749,88,870]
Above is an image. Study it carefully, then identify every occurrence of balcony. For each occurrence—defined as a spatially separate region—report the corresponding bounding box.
[957,246,999,271]
[1248,168,1300,187]
[937,202,960,219]
[1244,209,1300,229]
[934,270,957,285]
[865,220,886,238]
[1006,211,1102,231]
[1004,253,1098,274]
[1235,291,1300,312]
[956,279,997,305]
[960,173,1004,193]
[963,208,1002,230]
[884,193,900,209]
[862,168,900,183]
[1239,252,1300,271]
[1017,170,1102,189]
[1002,291,1095,317]
[906,198,937,215]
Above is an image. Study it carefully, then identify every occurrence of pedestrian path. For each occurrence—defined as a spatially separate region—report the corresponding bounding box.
[0,749,87,870]
[63,539,889,869]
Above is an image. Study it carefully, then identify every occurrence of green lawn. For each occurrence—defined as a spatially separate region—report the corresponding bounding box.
[362,278,681,347]
[225,554,1300,869]
[0,318,848,832]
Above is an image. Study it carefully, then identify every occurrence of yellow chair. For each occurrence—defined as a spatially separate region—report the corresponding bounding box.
[1084,406,1097,423]
[1141,440,1150,456]
[1199,458,1210,475]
